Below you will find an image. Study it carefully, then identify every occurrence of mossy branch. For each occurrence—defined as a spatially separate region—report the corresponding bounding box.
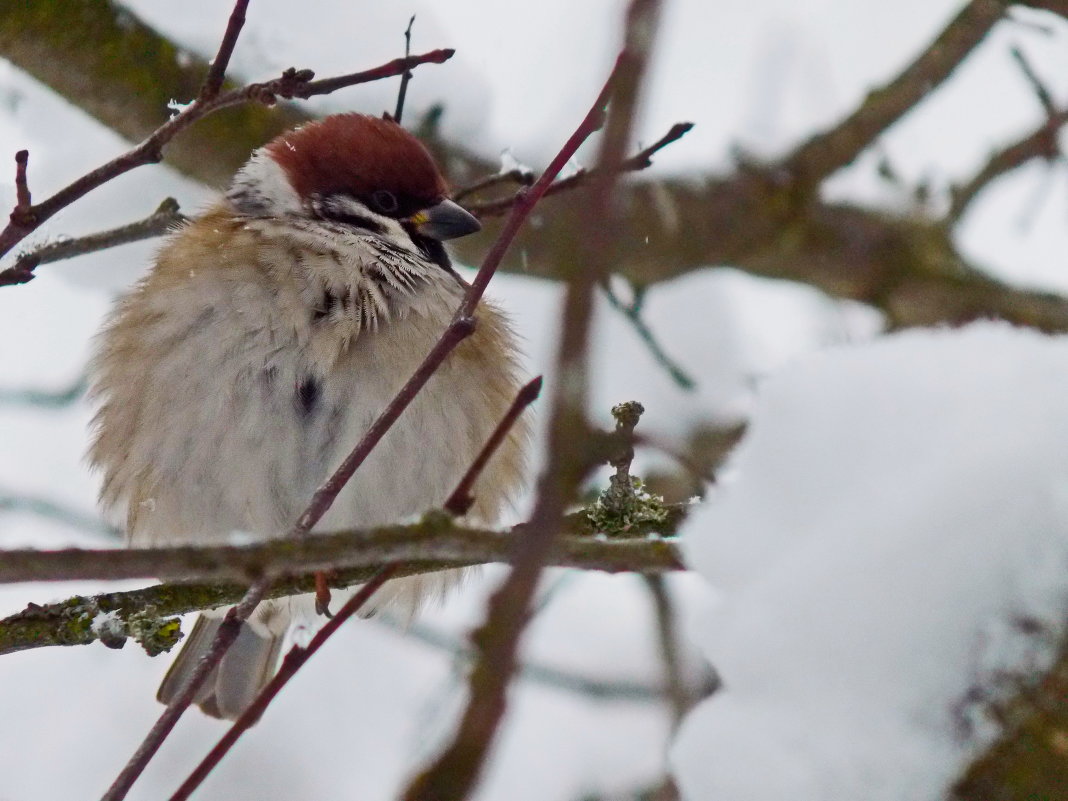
[0,509,687,656]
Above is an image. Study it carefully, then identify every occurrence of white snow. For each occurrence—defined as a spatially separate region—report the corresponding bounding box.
[672,323,1068,801]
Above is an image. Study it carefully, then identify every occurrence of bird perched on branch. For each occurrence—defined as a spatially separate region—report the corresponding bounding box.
[88,113,528,719]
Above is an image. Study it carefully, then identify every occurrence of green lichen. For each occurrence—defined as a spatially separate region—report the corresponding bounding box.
[585,475,670,537]
[582,400,669,537]
[125,610,183,656]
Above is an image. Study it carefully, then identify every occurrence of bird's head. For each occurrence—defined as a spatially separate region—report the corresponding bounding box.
[227,113,481,251]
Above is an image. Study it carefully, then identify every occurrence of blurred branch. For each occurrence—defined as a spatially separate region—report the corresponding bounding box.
[601,280,696,391]
[947,108,1068,221]
[643,575,692,726]
[0,490,118,538]
[948,45,1067,222]
[780,0,1006,187]
[377,611,715,704]
[0,374,87,407]
[403,3,663,798]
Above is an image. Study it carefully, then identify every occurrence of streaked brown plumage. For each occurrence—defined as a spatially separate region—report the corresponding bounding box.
[89,114,528,719]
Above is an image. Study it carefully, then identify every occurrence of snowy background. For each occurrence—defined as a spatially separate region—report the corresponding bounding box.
[2,1,1068,799]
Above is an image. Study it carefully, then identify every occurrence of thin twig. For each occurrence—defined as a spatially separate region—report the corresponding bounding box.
[1010,44,1056,116]
[452,168,535,203]
[601,280,695,391]
[0,49,454,271]
[99,583,268,801]
[0,373,87,407]
[199,0,250,101]
[374,611,716,703]
[467,122,692,217]
[393,15,416,124]
[444,376,543,515]
[12,150,31,215]
[0,199,187,287]
[402,4,663,799]
[643,575,690,727]
[948,108,1068,222]
[0,490,118,539]
[167,568,395,801]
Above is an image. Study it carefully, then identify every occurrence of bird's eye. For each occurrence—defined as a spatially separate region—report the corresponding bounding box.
[371,190,399,214]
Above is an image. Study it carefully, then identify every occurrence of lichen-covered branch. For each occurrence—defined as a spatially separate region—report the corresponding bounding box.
[0,513,686,656]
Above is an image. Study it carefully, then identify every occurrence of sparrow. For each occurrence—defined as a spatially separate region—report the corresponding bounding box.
[88,113,528,719]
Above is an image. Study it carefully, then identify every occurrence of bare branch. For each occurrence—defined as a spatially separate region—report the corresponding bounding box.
[0,199,187,287]
[377,612,716,704]
[200,0,249,101]
[0,49,454,269]
[0,490,117,539]
[948,108,1068,221]
[601,280,696,390]
[444,376,543,515]
[1010,44,1056,116]
[290,317,474,537]
[0,521,687,656]
[168,568,395,801]
[0,508,687,587]
[779,0,1006,187]
[453,168,535,203]
[467,122,693,217]
[643,575,693,727]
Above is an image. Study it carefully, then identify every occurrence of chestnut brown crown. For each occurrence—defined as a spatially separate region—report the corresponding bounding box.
[265,113,449,207]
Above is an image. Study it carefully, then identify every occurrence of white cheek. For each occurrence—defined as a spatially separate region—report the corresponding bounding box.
[227,151,304,215]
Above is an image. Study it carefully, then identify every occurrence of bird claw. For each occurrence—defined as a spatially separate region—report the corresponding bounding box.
[314,571,334,618]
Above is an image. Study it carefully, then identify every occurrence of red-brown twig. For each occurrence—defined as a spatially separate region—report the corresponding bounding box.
[467,122,693,217]
[166,567,395,801]
[199,0,249,101]
[452,167,535,203]
[12,150,31,216]
[402,4,663,800]
[442,375,542,516]
[444,376,543,516]
[0,48,454,276]
[99,582,268,801]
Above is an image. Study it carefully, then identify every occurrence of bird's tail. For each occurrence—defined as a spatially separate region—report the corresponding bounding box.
[157,614,285,720]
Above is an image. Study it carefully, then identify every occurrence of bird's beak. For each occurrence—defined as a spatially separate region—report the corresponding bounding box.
[410,199,482,240]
